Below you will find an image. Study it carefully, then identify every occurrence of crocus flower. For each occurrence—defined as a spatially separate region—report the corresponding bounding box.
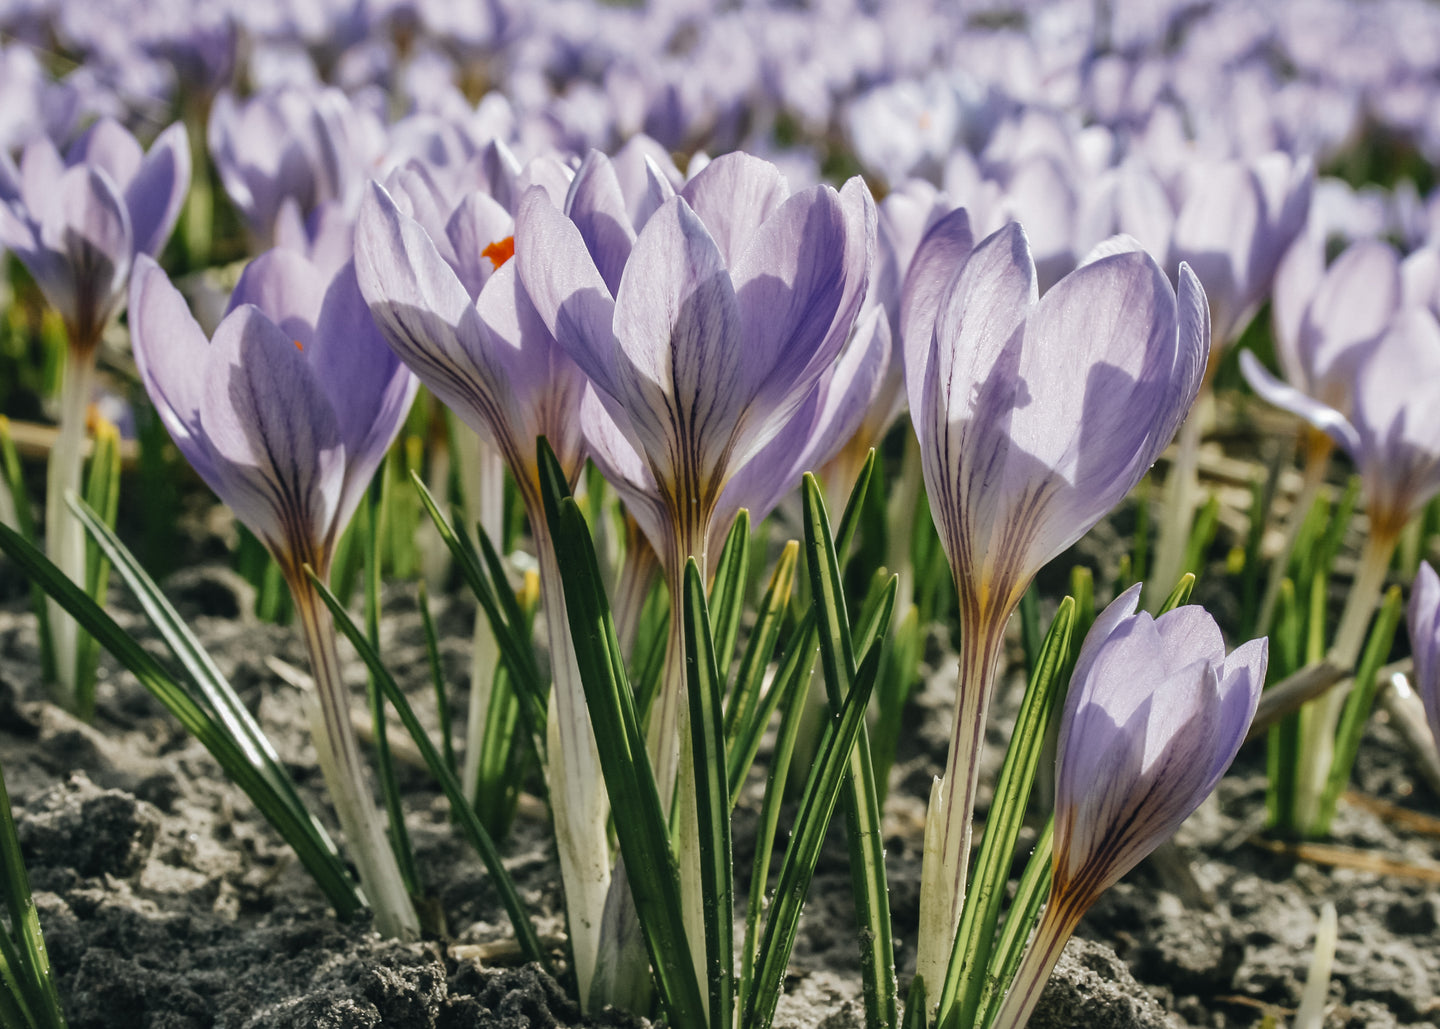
[129,251,420,940]
[1242,234,1403,633]
[0,116,190,702]
[1406,561,1440,757]
[989,585,1265,1029]
[355,164,614,1003]
[903,217,1209,996]
[208,84,383,249]
[517,150,875,799]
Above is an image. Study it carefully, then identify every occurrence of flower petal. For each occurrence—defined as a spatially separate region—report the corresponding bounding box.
[227,248,326,348]
[612,195,744,511]
[125,121,191,258]
[679,152,787,267]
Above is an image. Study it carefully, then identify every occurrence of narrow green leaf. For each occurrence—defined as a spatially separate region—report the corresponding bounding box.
[976,819,1053,1028]
[937,599,1075,1029]
[1157,572,1195,614]
[724,540,799,750]
[727,605,816,811]
[415,580,455,773]
[308,569,549,969]
[75,421,122,719]
[410,470,546,759]
[0,520,361,918]
[746,641,885,1029]
[1313,585,1404,835]
[834,449,877,566]
[902,976,928,1029]
[1018,587,1042,681]
[707,511,750,684]
[0,416,54,683]
[871,606,921,806]
[802,472,897,1029]
[1238,474,1270,638]
[739,618,818,1010]
[0,925,45,1029]
[536,438,706,1029]
[0,758,66,1029]
[682,559,734,1029]
[361,491,419,895]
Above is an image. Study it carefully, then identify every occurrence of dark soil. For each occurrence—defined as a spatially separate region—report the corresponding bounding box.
[2,535,1439,1028]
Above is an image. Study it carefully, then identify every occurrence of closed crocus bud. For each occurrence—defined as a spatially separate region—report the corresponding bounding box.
[905,217,1209,997]
[990,585,1265,1029]
[1407,562,1440,757]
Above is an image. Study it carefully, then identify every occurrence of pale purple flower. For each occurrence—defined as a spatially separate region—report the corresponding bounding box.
[991,586,1265,1029]
[1243,304,1440,542]
[516,150,874,573]
[1054,584,1266,905]
[904,217,1209,994]
[1406,561,1440,756]
[1169,151,1312,346]
[129,251,417,578]
[209,84,384,249]
[0,117,190,350]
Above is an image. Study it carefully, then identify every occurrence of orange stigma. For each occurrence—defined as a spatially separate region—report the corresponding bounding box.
[483,236,515,269]
[293,340,304,352]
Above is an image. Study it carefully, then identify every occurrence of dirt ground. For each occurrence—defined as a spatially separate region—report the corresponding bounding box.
[1,534,1438,1029]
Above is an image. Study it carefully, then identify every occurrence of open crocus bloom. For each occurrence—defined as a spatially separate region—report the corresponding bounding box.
[130,250,417,581]
[903,217,1209,995]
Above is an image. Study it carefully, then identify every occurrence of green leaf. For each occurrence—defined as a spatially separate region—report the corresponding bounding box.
[707,511,750,685]
[0,516,361,919]
[726,544,803,808]
[802,472,897,1029]
[415,579,455,774]
[739,614,818,1011]
[745,641,885,1029]
[0,758,66,1029]
[361,490,419,896]
[976,819,1053,1028]
[1181,491,1220,580]
[536,438,706,1029]
[1312,585,1404,835]
[1157,572,1195,614]
[411,470,546,760]
[0,416,54,684]
[75,421,122,719]
[937,599,1075,1029]
[308,570,549,969]
[682,560,734,1029]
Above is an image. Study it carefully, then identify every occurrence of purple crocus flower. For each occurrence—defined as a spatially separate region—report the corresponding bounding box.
[129,251,420,939]
[0,116,190,350]
[1406,561,1440,757]
[0,115,189,701]
[208,84,383,249]
[354,165,614,1003]
[989,585,1265,1029]
[904,218,1209,996]
[516,150,875,796]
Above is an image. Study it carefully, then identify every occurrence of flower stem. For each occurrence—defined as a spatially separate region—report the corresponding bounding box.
[44,344,97,706]
[1146,391,1208,611]
[457,431,505,805]
[534,519,612,1009]
[292,580,419,940]
[1256,431,1332,637]
[1291,527,1397,835]
[986,895,1083,1029]
[916,614,1008,1002]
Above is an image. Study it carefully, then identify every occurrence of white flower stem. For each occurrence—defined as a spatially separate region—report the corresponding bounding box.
[44,343,98,706]
[533,519,612,1010]
[1146,390,1209,611]
[987,896,1084,1029]
[1292,528,1397,834]
[1293,903,1338,1029]
[915,614,1008,1002]
[292,580,420,940]
[455,429,505,805]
